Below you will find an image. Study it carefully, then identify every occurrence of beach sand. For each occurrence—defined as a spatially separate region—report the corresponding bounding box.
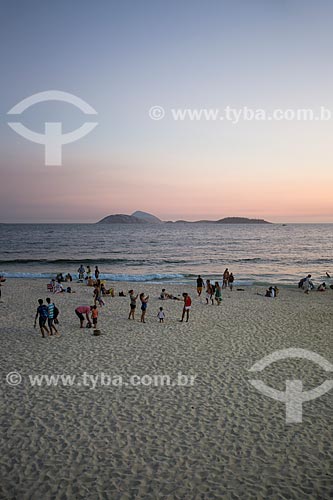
[0,279,332,499]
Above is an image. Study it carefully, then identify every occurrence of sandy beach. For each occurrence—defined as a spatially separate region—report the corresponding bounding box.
[0,278,332,499]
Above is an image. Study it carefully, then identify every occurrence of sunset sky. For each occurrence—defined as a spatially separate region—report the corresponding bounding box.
[1,0,332,223]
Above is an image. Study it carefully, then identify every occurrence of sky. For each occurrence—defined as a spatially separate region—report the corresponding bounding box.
[0,0,332,223]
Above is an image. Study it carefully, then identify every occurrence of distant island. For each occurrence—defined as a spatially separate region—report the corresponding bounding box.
[97,211,271,224]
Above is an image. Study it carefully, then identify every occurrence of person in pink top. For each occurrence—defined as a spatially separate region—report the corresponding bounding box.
[75,305,93,328]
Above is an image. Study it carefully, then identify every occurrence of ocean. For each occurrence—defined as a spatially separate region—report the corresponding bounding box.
[0,223,332,286]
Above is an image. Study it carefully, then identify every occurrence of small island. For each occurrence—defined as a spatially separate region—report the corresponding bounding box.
[97,211,271,224]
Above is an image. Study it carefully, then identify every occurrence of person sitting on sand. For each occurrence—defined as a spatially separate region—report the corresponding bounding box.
[54,282,65,294]
[128,290,138,320]
[100,283,115,296]
[180,293,191,322]
[75,305,93,328]
[214,281,222,305]
[34,299,50,338]
[160,289,171,300]
[140,293,149,323]
[317,282,326,292]
[302,274,314,294]
[65,273,72,282]
[56,272,64,283]
[265,286,277,298]
[158,307,165,323]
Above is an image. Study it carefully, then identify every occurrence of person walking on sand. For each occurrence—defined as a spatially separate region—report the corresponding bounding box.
[34,299,50,338]
[140,293,149,323]
[93,283,105,307]
[128,290,138,320]
[86,265,92,279]
[158,307,165,323]
[95,266,100,280]
[228,272,234,291]
[180,293,191,322]
[196,275,204,296]
[46,297,60,336]
[75,305,93,328]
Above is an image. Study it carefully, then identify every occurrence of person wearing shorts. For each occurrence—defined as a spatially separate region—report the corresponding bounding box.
[205,280,214,305]
[180,293,191,322]
[196,275,204,296]
[91,305,99,328]
[140,293,149,323]
[75,305,93,328]
[34,299,50,338]
[46,297,59,336]
[128,290,138,320]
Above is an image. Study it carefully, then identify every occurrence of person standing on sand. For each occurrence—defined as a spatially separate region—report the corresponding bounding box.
[75,305,93,328]
[205,279,214,305]
[180,293,191,322]
[128,290,138,320]
[158,307,165,323]
[140,293,149,323]
[34,299,50,338]
[214,281,222,305]
[196,275,204,296]
[77,265,85,281]
[86,265,92,279]
[46,297,60,336]
[91,305,99,328]
[95,266,100,280]
[228,272,234,291]
[222,268,229,288]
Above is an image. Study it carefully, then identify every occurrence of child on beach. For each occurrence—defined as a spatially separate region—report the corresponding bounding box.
[140,293,149,323]
[158,307,165,323]
[91,305,99,328]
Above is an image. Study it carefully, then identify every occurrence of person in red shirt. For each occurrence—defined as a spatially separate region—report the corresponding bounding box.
[180,293,191,322]
[75,305,93,328]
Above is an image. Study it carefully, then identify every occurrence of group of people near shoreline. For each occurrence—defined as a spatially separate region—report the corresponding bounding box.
[31,268,332,337]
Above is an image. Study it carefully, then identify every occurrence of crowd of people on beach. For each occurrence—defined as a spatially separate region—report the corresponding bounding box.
[28,266,332,337]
